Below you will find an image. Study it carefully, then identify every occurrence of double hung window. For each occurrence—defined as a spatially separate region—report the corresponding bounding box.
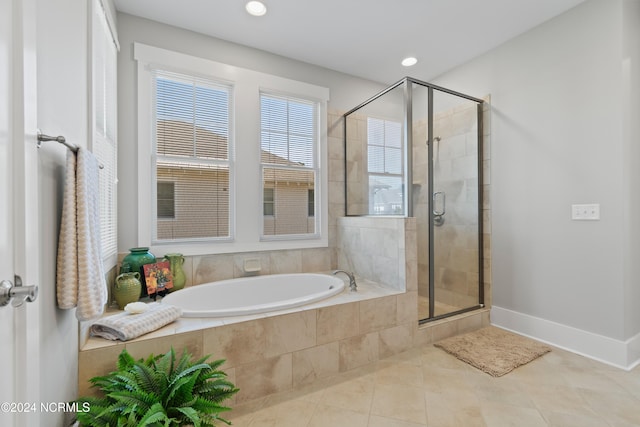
[260,94,318,237]
[135,44,329,255]
[153,70,232,241]
[367,117,404,215]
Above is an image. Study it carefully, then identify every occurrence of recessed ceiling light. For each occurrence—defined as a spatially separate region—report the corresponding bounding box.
[401,57,418,67]
[246,1,267,16]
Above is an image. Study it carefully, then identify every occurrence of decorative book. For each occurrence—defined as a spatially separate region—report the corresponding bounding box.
[142,261,173,299]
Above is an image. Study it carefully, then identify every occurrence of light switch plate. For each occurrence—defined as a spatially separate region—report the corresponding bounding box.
[571,204,600,220]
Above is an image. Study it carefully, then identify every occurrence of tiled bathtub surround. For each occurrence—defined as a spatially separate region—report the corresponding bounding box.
[79,274,489,404]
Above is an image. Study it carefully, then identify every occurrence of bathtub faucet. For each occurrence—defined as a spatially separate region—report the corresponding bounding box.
[333,270,357,292]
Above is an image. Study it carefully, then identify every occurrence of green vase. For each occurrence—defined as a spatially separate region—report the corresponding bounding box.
[121,247,156,297]
[164,253,186,291]
[114,272,142,309]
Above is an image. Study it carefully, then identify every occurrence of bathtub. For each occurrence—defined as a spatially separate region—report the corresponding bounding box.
[161,273,345,317]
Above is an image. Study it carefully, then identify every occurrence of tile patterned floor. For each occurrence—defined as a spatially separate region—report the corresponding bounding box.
[226,341,640,427]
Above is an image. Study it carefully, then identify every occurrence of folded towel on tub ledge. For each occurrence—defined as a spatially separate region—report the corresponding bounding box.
[90,303,182,341]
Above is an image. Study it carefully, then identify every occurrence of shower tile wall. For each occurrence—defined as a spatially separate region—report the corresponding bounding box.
[413,98,492,312]
[344,113,368,215]
[336,216,417,292]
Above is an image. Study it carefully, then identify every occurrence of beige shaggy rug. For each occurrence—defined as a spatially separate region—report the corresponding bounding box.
[434,326,551,377]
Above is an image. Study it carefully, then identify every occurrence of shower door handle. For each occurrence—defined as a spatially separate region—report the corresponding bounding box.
[433,191,446,216]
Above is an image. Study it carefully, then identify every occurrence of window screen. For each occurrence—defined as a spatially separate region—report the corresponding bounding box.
[153,70,232,241]
[260,94,318,236]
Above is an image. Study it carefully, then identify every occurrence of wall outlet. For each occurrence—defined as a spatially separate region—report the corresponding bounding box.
[571,203,600,220]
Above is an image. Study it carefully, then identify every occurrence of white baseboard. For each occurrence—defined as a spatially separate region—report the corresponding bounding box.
[491,306,640,371]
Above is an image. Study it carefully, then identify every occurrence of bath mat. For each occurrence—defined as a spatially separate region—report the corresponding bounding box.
[434,326,551,377]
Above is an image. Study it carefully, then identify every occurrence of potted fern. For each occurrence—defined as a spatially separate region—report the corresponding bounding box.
[76,347,238,426]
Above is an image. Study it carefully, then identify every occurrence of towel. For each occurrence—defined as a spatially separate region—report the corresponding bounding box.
[90,303,182,341]
[56,148,108,321]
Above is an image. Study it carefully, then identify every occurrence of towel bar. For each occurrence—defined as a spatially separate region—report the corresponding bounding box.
[37,130,104,169]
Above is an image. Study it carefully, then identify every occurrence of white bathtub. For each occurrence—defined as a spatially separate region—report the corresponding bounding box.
[161,273,345,317]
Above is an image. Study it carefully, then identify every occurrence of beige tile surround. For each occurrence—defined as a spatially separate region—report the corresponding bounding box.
[79,278,490,404]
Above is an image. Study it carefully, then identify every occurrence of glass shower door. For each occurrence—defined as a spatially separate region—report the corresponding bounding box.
[428,89,483,318]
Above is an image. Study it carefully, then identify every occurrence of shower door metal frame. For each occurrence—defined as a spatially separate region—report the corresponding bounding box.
[420,80,485,322]
[343,77,485,323]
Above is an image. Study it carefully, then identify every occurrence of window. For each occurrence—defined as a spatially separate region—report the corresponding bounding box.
[91,0,118,268]
[263,188,274,216]
[308,189,315,217]
[260,94,318,237]
[367,117,404,215]
[157,182,175,219]
[153,70,232,241]
[135,43,329,254]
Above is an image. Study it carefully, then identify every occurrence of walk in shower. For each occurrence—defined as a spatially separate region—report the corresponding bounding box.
[344,77,484,322]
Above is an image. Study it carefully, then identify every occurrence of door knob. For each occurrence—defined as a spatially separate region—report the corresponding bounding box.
[0,275,38,307]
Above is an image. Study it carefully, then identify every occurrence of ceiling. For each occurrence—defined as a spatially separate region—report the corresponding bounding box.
[113,0,585,85]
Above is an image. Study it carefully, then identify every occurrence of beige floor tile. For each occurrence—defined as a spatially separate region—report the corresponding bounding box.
[480,401,548,427]
[545,411,612,427]
[368,415,427,427]
[560,367,631,394]
[370,382,427,424]
[375,359,424,388]
[469,375,536,409]
[425,390,486,427]
[307,404,369,427]
[318,375,375,414]
[579,388,640,426]
[525,383,595,417]
[246,398,316,427]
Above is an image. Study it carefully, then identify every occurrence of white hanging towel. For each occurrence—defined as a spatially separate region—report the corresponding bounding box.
[56,148,108,321]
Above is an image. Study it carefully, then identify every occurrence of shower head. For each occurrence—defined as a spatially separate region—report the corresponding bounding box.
[427,136,441,145]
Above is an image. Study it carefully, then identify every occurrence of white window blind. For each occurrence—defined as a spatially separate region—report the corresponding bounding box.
[260,94,318,237]
[367,117,404,215]
[152,70,232,241]
[92,0,118,267]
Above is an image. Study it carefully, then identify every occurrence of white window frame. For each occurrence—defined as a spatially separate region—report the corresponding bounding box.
[90,0,119,270]
[366,116,405,216]
[135,44,329,256]
[259,92,320,241]
[151,70,234,243]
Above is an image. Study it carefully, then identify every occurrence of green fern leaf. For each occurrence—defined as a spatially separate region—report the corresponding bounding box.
[116,349,136,371]
[175,406,202,427]
[132,362,162,395]
[138,402,169,426]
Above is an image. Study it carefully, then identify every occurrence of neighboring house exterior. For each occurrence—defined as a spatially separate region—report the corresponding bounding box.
[156,119,314,240]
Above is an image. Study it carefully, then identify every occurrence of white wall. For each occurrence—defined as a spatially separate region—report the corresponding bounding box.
[621,0,640,350]
[36,0,110,424]
[432,0,640,365]
[116,13,385,252]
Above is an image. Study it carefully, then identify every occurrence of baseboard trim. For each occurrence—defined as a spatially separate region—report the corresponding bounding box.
[491,306,640,370]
